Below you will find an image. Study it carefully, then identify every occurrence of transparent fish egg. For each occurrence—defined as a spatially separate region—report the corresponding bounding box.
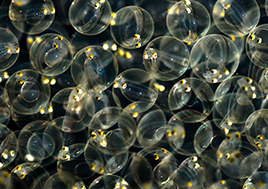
[246,24,268,68]
[168,77,214,123]
[143,36,189,81]
[43,172,86,189]
[29,33,73,76]
[166,0,211,43]
[213,76,263,133]
[88,107,136,155]
[213,0,260,37]
[71,45,118,92]
[9,0,55,34]
[17,120,64,166]
[190,34,240,83]
[69,0,112,35]
[110,6,154,49]
[4,69,51,115]
[112,68,158,116]
[0,124,17,169]
[0,28,20,71]
[9,163,50,189]
[88,174,131,189]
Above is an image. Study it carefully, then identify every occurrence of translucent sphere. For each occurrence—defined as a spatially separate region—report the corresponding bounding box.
[43,172,86,189]
[0,124,17,169]
[84,143,128,175]
[18,120,64,165]
[243,172,268,189]
[9,0,55,34]
[69,0,112,35]
[5,69,51,115]
[216,138,262,179]
[71,45,118,92]
[137,109,166,147]
[120,152,156,189]
[138,147,178,188]
[0,169,11,189]
[110,6,154,49]
[0,96,10,125]
[88,107,136,155]
[213,76,263,132]
[246,24,268,68]
[50,87,86,121]
[166,117,214,156]
[29,33,73,76]
[112,69,158,115]
[143,36,189,81]
[213,0,260,37]
[170,156,206,189]
[190,34,240,83]
[245,109,268,149]
[168,77,214,123]
[166,0,211,43]
[88,175,131,189]
[57,143,95,178]
[9,163,50,189]
[259,69,268,93]
[0,28,20,71]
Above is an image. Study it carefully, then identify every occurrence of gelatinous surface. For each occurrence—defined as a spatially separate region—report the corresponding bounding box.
[71,45,118,92]
[30,33,73,76]
[5,69,51,115]
[143,36,189,81]
[0,28,20,71]
[246,24,268,68]
[9,0,55,34]
[190,34,240,83]
[213,0,260,37]
[69,0,112,35]
[166,0,211,43]
[110,6,154,49]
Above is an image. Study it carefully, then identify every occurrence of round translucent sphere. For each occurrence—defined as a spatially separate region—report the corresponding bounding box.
[57,143,95,178]
[112,69,157,116]
[71,45,118,92]
[29,33,73,76]
[69,0,112,35]
[137,109,167,147]
[18,120,64,165]
[190,34,240,83]
[246,24,268,68]
[171,156,209,189]
[166,0,211,43]
[43,172,86,189]
[216,137,262,179]
[243,172,268,189]
[9,0,55,34]
[168,77,214,123]
[88,107,136,155]
[213,76,263,132]
[9,163,50,189]
[143,36,189,81]
[88,175,131,189]
[245,109,268,149]
[84,143,128,175]
[0,124,17,169]
[5,69,51,115]
[110,6,154,49]
[0,28,20,71]
[138,147,178,188]
[213,0,260,37]
[50,87,86,121]
[0,169,11,189]
[166,117,214,156]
